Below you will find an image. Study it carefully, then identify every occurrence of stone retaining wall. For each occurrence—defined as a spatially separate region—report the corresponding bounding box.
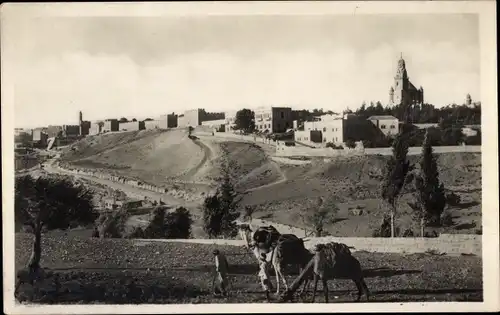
[135,234,481,256]
[58,164,169,194]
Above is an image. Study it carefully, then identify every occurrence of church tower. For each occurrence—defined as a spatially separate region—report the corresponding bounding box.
[466,93,472,107]
[388,53,424,123]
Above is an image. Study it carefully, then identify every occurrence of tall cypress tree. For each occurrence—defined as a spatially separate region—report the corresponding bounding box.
[417,129,447,227]
[381,128,412,237]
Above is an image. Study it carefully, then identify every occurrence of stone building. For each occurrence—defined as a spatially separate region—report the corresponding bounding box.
[225,106,292,134]
[389,54,424,122]
[367,115,399,137]
[102,119,119,133]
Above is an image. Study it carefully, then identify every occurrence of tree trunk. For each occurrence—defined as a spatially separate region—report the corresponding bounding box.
[420,218,425,238]
[390,209,395,238]
[27,222,42,272]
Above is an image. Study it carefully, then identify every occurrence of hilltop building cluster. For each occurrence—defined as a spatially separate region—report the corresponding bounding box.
[15,55,480,150]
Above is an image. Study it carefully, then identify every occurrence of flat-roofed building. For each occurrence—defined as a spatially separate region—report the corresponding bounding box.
[367,115,399,136]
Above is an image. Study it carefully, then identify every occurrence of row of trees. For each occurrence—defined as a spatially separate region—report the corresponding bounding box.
[351,101,481,126]
[381,126,447,238]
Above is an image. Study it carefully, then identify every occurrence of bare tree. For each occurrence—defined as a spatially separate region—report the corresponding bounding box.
[300,196,339,237]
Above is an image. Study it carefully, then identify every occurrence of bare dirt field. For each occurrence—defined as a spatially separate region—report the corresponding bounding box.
[15,232,482,304]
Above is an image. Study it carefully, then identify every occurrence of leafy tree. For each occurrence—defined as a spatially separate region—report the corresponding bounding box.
[119,117,128,123]
[132,118,137,122]
[164,207,193,239]
[15,175,97,273]
[301,196,339,237]
[381,130,413,237]
[234,109,255,133]
[144,118,154,121]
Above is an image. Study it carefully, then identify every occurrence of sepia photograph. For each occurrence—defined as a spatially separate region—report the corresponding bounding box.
[2,1,498,313]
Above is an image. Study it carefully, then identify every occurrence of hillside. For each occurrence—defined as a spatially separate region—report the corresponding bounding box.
[242,152,482,237]
[60,130,282,201]
[58,130,481,237]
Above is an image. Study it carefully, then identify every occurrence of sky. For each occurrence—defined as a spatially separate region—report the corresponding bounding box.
[5,14,480,128]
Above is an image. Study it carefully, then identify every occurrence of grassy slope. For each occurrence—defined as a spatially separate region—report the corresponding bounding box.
[15,232,482,304]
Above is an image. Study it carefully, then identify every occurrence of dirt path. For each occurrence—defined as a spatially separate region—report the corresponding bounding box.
[244,160,288,193]
[178,138,214,182]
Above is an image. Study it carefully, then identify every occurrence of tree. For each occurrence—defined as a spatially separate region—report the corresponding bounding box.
[15,175,98,273]
[119,117,128,123]
[301,196,339,237]
[414,130,447,230]
[164,207,193,239]
[234,109,255,133]
[381,130,413,237]
[144,118,153,121]
[202,159,241,238]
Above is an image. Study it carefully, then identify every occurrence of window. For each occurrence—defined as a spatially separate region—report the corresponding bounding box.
[336,128,338,132]
[381,124,386,129]
[390,125,395,129]
[281,112,284,119]
[323,127,326,132]
[323,138,327,142]
[332,128,335,132]
[277,123,280,130]
[335,137,338,142]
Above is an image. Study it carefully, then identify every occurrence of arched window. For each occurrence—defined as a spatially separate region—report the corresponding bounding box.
[381,124,386,129]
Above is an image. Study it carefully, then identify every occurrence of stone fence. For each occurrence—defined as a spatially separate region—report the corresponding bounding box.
[196,131,278,146]
[134,234,481,256]
[58,164,169,194]
[276,142,481,158]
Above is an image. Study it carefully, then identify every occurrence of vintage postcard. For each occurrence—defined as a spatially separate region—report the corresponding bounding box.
[2,1,498,314]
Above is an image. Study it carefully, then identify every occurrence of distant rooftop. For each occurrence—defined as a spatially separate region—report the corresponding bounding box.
[367,115,398,120]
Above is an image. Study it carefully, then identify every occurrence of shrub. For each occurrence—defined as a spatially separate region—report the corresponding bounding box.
[326,142,343,149]
[440,211,454,227]
[401,228,415,237]
[372,214,400,237]
[344,139,356,149]
[446,192,461,207]
[97,210,129,238]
